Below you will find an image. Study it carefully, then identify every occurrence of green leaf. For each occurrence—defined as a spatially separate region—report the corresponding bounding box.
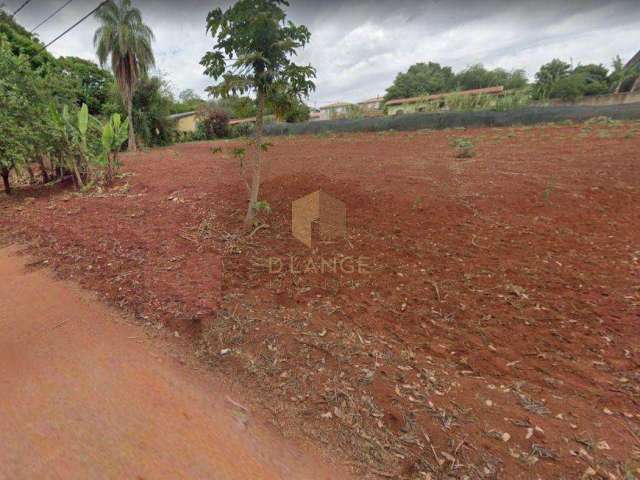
[78,104,88,136]
[102,122,114,152]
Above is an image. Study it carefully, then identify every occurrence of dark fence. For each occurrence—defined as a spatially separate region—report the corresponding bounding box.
[265,103,640,136]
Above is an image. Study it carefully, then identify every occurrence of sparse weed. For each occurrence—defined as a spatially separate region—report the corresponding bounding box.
[451,137,475,158]
[543,176,557,203]
[586,116,618,126]
[253,200,272,214]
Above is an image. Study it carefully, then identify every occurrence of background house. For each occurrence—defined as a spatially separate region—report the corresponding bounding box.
[357,96,384,111]
[168,111,200,133]
[318,102,351,120]
[385,86,505,115]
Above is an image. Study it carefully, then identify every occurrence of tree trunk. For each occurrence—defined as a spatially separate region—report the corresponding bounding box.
[39,156,49,183]
[244,89,265,226]
[127,95,137,152]
[615,80,623,94]
[106,152,116,187]
[1,168,11,195]
[27,166,36,184]
[69,155,84,190]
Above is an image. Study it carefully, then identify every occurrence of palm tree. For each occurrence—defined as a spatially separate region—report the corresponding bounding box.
[94,0,155,152]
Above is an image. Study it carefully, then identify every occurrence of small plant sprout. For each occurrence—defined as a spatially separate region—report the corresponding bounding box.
[452,137,475,158]
[543,176,557,203]
[253,200,272,215]
[211,146,223,155]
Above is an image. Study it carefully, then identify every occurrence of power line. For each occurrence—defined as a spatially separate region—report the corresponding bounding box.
[30,0,74,33]
[42,0,107,50]
[12,0,33,17]
[14,0,105,63]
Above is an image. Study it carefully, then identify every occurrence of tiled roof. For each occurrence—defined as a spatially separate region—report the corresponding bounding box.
[319,102,351,109]
[167,111,197,120]
[229,117,256,125]
[625,49,640,70]
[358,96,384,104]
[385,86,505,106]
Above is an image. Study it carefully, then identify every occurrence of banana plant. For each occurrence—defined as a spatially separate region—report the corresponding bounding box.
[56,104,86,188]
[100,113,129,187]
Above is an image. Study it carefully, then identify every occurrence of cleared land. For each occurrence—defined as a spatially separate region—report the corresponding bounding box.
[0,246,340,480]
[2,120,639,479]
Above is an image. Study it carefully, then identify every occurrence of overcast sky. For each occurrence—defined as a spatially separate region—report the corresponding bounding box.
[6,0,640,106]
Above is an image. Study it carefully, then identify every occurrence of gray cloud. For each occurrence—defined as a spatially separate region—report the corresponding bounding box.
[7,0,640,106]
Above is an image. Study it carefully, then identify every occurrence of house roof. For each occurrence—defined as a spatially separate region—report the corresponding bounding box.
[358,96,384,105]
[625,49,640,70]
[319,102,351,110]
[385,85,505,106]
[229,117,256,125]
[167,111,197,120]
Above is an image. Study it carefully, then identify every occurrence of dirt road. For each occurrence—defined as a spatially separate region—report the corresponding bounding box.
[0,246,342,480]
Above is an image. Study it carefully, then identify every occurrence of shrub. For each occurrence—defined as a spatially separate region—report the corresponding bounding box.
[193,122,209,141]
[229,122,255,138]
[446,93,494,112]
[493,90,531,112]
[548,76,583,101]
[344,104,365,120]
[451,137,475,158]
[284,101,310,123]
[197,106,230,139]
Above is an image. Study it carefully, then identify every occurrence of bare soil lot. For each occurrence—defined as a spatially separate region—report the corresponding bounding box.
[2,120,640,479]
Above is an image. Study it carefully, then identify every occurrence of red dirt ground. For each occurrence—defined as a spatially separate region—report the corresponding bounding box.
[0,245,344,480]
[2,120,640,479]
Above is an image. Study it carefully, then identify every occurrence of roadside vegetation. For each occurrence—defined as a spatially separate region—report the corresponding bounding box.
[0,4,147,194]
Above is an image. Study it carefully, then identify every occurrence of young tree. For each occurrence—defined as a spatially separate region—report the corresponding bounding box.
[200,0,315,226]
[130,75,175,146]
[533,59,572,99]
[94,0,155,152]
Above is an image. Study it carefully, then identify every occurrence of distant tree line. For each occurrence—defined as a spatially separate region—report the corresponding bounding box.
[384,57,640,103]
